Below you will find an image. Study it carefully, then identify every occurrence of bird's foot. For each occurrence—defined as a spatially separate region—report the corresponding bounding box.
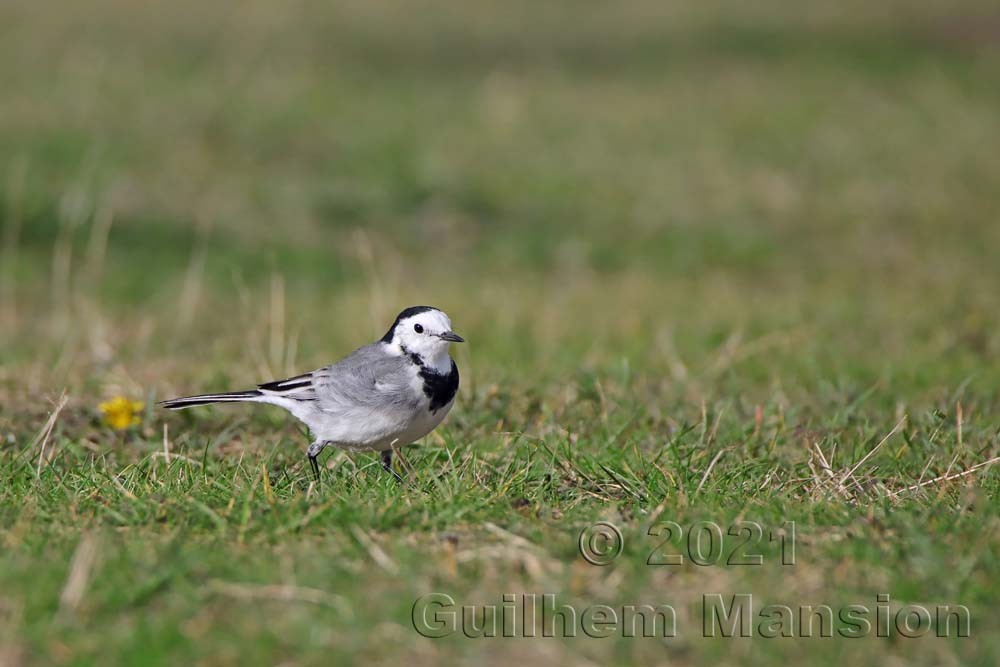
[381,449,403,484]
[307,442,325,482]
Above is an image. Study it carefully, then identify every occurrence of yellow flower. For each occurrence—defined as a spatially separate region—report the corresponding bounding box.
[98,397,144,430]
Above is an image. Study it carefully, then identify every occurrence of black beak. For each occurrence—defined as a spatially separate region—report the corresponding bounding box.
[438,331,465,343]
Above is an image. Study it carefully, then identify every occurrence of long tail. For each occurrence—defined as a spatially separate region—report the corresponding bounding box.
[159,390,263,410]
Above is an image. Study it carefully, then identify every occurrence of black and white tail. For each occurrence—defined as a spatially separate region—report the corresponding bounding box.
[159,390,263,411]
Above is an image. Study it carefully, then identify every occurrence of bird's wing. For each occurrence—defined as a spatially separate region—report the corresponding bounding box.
[257,344,415,410]
[313,344,417,411]
[256,371,320,401]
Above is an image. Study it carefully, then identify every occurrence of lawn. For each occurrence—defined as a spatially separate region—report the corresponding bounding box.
[1,0,999,664]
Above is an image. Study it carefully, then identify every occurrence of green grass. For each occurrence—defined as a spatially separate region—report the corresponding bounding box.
[2,0,1000,664]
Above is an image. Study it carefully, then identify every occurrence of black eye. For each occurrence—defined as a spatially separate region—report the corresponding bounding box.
[414,324,424,333]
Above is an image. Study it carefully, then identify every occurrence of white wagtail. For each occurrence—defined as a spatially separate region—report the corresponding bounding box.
[160,306,463,481]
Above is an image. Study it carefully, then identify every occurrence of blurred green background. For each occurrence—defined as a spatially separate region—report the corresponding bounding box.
[2,0,998,390]
[1,1,999,665]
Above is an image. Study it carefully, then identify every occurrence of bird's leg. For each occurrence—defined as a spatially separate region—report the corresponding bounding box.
[381,449,403,483]
[307,442,325,482]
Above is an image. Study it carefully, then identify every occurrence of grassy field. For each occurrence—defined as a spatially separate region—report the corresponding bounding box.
[2,0,1000,664]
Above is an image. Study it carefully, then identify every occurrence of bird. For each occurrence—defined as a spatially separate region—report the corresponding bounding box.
[159,306,463,481]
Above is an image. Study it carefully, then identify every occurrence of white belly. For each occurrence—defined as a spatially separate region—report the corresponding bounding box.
[308,395,455,452]
[375,397,455,451]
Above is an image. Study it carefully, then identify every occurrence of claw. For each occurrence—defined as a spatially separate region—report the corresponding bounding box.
[381,450,403,484]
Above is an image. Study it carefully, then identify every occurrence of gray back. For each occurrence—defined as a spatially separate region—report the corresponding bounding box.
[311,343,420,411]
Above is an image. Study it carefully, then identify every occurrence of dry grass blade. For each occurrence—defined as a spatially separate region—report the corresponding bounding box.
[32,392,69,479]
[810,440,850,499]
[482,521,541,552]
[349,526,399,574]
[111,471,138,501]
[206,580,349,611]
[150,452,202,466]
[463,524,550,578]
[162,423,171,465]
[838,417,906,487]
[695,448,727,495]
[58,534,99,618]
[901,455,1000,494]
[176,217,211,331]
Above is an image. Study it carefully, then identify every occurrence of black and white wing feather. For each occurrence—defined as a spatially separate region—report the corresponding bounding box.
[257,372,319,401]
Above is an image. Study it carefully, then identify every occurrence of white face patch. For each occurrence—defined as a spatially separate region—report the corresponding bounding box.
[386,309,457,373]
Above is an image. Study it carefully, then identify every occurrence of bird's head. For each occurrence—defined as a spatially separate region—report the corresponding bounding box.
[381,306,463,367]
